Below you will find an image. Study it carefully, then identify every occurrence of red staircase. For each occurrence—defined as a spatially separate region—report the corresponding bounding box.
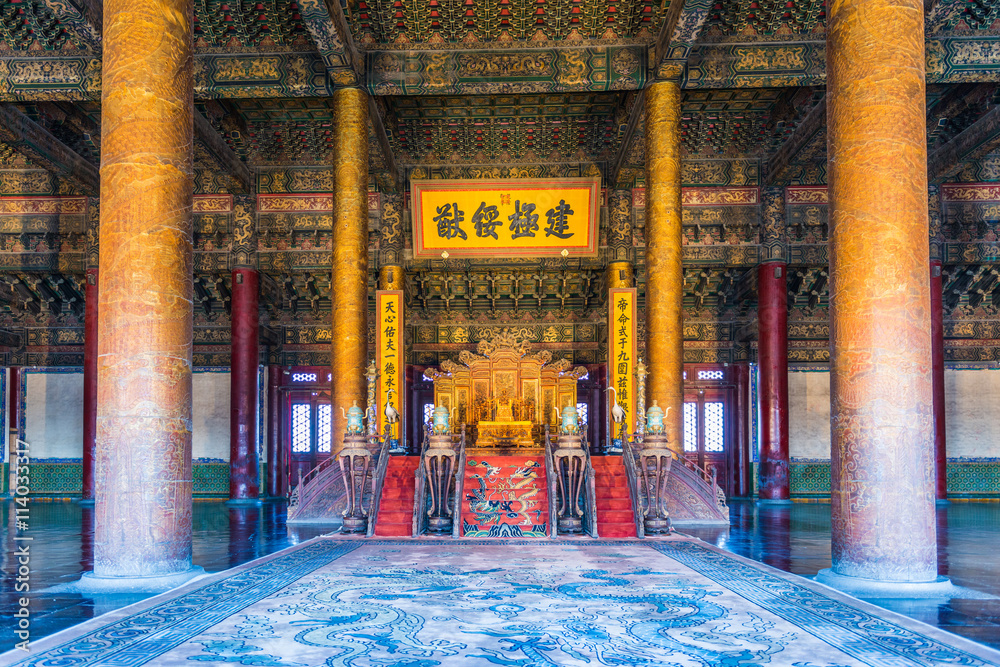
[591,456,637,538]
[374,457,420,537]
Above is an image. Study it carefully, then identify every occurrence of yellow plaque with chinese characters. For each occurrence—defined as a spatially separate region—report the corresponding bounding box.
[608,288,636,437]
[412,177,600,259]
[377,291,404,440]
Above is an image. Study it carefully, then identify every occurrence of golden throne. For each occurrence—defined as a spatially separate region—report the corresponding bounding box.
[423,328,588,451]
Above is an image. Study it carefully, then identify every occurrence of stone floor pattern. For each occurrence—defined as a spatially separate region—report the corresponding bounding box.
[4,536,1000,667]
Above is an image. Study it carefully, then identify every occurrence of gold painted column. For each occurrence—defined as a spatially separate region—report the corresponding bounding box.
[95,0,195,579]
[644,80,684,456]
[822,0,938,586]
[331,87,370,446]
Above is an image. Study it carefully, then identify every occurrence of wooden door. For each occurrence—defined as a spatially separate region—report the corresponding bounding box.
[286,390,333,489]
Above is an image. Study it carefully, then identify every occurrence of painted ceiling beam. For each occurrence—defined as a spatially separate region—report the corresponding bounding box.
[651,0,712,79]
[0,103,99,195]
[763,95,826,187]
[46,0,103,52]
[299,0,400,190]
[929,103,1000,184]
[299,0,361,85]
[369,97,402,192]
[0,328,21,348]
[608,0,712,185]
[608,90,644,188]
[194,110,253,194]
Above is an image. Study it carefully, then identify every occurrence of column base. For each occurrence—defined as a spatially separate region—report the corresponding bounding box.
[225,497,263,507]
[66,567,206,594]
[756,498,793,505]
[815,568,956,599]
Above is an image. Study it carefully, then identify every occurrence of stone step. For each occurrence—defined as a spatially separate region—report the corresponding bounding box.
[597,509,634,523]
[600,523,637,538]
[596,497,631,511]
[374,522,411,537]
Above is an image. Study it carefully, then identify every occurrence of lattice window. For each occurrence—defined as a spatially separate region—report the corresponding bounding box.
[291,404,311,453]
[697,370,725,381]
[317,404,332,453]
[423,403,434,426]
[291,372,317,382]
[576,402,588,427]
[683,402,698,452]
[704,402,725,452]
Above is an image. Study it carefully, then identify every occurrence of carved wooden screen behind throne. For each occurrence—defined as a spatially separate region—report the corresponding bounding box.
[423,329,587,445]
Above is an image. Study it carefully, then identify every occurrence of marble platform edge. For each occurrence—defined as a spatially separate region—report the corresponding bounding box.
[813,568,999,600]
[0,534,340,665]
[46,567,209,595]
[672,538,1000,664]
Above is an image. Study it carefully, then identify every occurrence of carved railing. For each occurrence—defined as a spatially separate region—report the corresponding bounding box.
[543,425,558,539]
[451,425,467,539]
[288,455,341,516]
[411,425,466,537]
[683,455,718,487]
[682,456,728,511]
[581,431,599,538]
[365,433,393,537]
[411,425,431,537]
[621,437,646,538]
[288,431,387,523]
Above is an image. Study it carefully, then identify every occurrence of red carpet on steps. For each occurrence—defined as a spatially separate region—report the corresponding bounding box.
[462,456,548,537]
[591,455,637,537]
[374,456,420,537]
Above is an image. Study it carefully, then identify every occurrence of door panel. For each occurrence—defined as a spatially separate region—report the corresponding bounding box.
[683,392,729,493]
[286,392,332,489]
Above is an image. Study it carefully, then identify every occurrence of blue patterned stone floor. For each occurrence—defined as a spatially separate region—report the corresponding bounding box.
[0,500,330,643]
[684,500,1000,652]
[1,498,998,652]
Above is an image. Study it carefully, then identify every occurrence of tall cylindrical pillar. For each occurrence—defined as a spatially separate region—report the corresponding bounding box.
[7,367,20,495]
[95,0,195,579]
[825,0,937,584]
[331,88,370,446]
[758,262,789,501]
[81,268,98,502]
[732,362,751,498]
[644,80,684,456]
[930,259,947,501]
[266,365,283,498]
[230,268,260,502]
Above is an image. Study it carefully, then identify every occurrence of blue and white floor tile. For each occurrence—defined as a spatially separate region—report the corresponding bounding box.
[4,536,1000,667]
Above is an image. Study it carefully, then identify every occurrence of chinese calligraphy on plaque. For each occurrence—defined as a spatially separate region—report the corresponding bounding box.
[377,291,403,440]
[413,177,600,259]
[608,288,636,438]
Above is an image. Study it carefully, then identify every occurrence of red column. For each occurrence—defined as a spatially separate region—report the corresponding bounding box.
[266,365,282,498]
[7,366,20,495]
[930,260,947,501]
[732,363,751,498]
[758,262,790,501]
[229,268,260,502]
[81,268,98,502]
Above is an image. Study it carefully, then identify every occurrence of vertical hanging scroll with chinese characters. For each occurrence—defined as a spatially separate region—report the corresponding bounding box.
[377,291,404,440]
[412,177,600,259]
[609,288,636,437]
